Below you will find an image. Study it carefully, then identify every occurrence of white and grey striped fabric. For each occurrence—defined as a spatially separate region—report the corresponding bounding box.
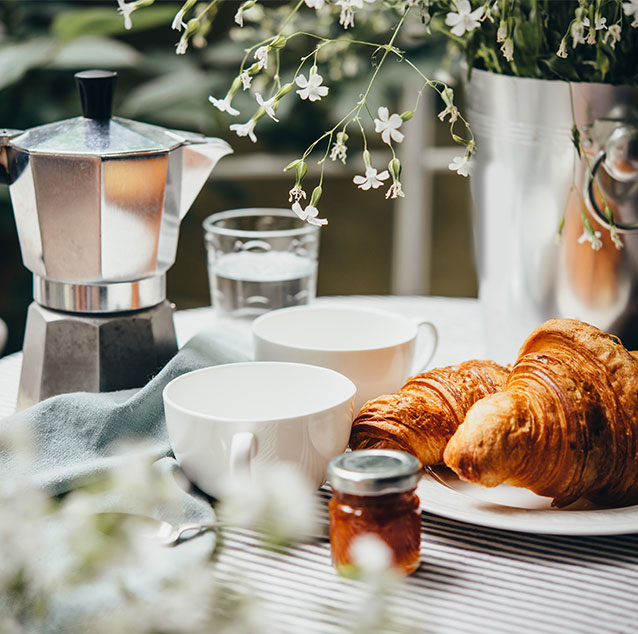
[214,487,638,634]
[1,297,636,633]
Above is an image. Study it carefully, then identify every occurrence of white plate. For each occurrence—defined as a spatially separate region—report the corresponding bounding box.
[418,467,638,535]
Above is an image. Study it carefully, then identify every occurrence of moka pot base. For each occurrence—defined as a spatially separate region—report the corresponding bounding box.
[17,298,177,410]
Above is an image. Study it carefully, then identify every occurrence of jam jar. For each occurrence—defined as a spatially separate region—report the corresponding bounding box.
[327,449,422,575]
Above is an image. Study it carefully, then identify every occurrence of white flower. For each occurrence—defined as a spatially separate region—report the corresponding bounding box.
[374,107,404,145]
[175,36,188,55]
[292,202,328,226]
[337,0,358,29]
[304,0,325,9]
[349,534,393,575]
[624,0,638,26]
[438,104,459,123]
[330,139,348,164]
[496,20,507,43]
[385,181,405,199]
[288,185,307,203]
[234,6,245,26]
[230,119,258,143]
[255,93,278,121]
[571,20,586,47]
[171,8,186,31]
[557,39,568,58]
[578,228,603,251]
[240,70,252,90]
[335,0,371,29]
[501,37,514,62]
[449,155,471,177]
[295,68,329,102]
[353,166,390,191]
[610,226,624,250]
[583,15,607,30]
[603,24,622,48]
[117,0,134,30]
[254,45,269,70]
[445,0,485,37]
[208,95,240,116]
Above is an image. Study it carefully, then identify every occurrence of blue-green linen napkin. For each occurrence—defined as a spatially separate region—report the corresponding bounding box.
[0,323,251,497]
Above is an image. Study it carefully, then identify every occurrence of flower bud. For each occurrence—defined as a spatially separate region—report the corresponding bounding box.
[400,110,415,121]
[388,158,401,181]
[184,17,199,35]
[284,159,302,172]
[441,87,454,108]
[296,160,308,183]
[276,82,294,98]
[310,185,322,207]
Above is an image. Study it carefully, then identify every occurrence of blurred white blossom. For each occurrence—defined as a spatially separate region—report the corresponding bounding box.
[449,155,471,177]
[117,0,134,30]
[578,228,603,251]
[216,463,320,543]
[603,24,622,48]
[623,0,638,26]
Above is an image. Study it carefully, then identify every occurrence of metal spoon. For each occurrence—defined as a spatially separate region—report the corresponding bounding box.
[153,520,221,547]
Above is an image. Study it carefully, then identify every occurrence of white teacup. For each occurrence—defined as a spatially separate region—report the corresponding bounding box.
[252,305,438,412]
[163,361,356,497]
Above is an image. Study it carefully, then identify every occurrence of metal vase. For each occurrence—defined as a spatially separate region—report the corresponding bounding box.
[465,69,638,363]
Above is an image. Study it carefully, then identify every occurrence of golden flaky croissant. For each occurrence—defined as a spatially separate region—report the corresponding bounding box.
[444,319,638,507]
[349,360,510,466]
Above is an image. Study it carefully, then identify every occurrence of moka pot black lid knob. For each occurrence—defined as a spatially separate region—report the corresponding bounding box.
[74,70,117,120]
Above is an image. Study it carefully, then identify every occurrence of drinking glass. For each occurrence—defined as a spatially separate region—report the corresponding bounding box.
[203,208,321,320]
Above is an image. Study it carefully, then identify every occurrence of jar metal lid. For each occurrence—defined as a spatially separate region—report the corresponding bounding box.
[327,450,422,496]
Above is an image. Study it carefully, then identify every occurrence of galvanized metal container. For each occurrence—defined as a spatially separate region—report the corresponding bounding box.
[465,69,638,362]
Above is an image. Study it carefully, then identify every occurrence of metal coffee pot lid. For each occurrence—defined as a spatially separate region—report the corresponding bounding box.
[9,70,186,156]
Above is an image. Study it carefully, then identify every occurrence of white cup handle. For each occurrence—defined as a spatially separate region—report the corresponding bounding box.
[411,319,439,374]
[230,431,257,476]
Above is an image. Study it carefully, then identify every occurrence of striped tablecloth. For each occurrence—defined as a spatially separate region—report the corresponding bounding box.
[1,296,636,634]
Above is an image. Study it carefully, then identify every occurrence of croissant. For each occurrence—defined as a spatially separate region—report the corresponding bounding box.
[349,360,510,466]
[444,319,638,507]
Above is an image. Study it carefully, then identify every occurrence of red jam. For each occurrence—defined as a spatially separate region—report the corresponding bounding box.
[329,488,421,575]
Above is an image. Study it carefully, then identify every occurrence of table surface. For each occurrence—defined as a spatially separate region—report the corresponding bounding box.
[1,296,636,634]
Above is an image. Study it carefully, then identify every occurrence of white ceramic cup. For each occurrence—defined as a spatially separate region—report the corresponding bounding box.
[252,305,438,412]
[163,361,356,497]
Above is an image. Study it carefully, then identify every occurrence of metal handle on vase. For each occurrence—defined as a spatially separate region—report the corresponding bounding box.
[584,125,638,232]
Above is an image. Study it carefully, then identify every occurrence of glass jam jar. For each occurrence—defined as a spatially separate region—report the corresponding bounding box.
[327,450,422,576]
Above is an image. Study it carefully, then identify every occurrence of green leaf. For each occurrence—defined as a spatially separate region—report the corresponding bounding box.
[0,38,57,91]
[47,37,140,69]
[118,67,211,117]
[571,124,581,159]
[51,5,179,42]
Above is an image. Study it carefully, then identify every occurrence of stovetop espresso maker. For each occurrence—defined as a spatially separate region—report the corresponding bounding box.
[0,70,232,409]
